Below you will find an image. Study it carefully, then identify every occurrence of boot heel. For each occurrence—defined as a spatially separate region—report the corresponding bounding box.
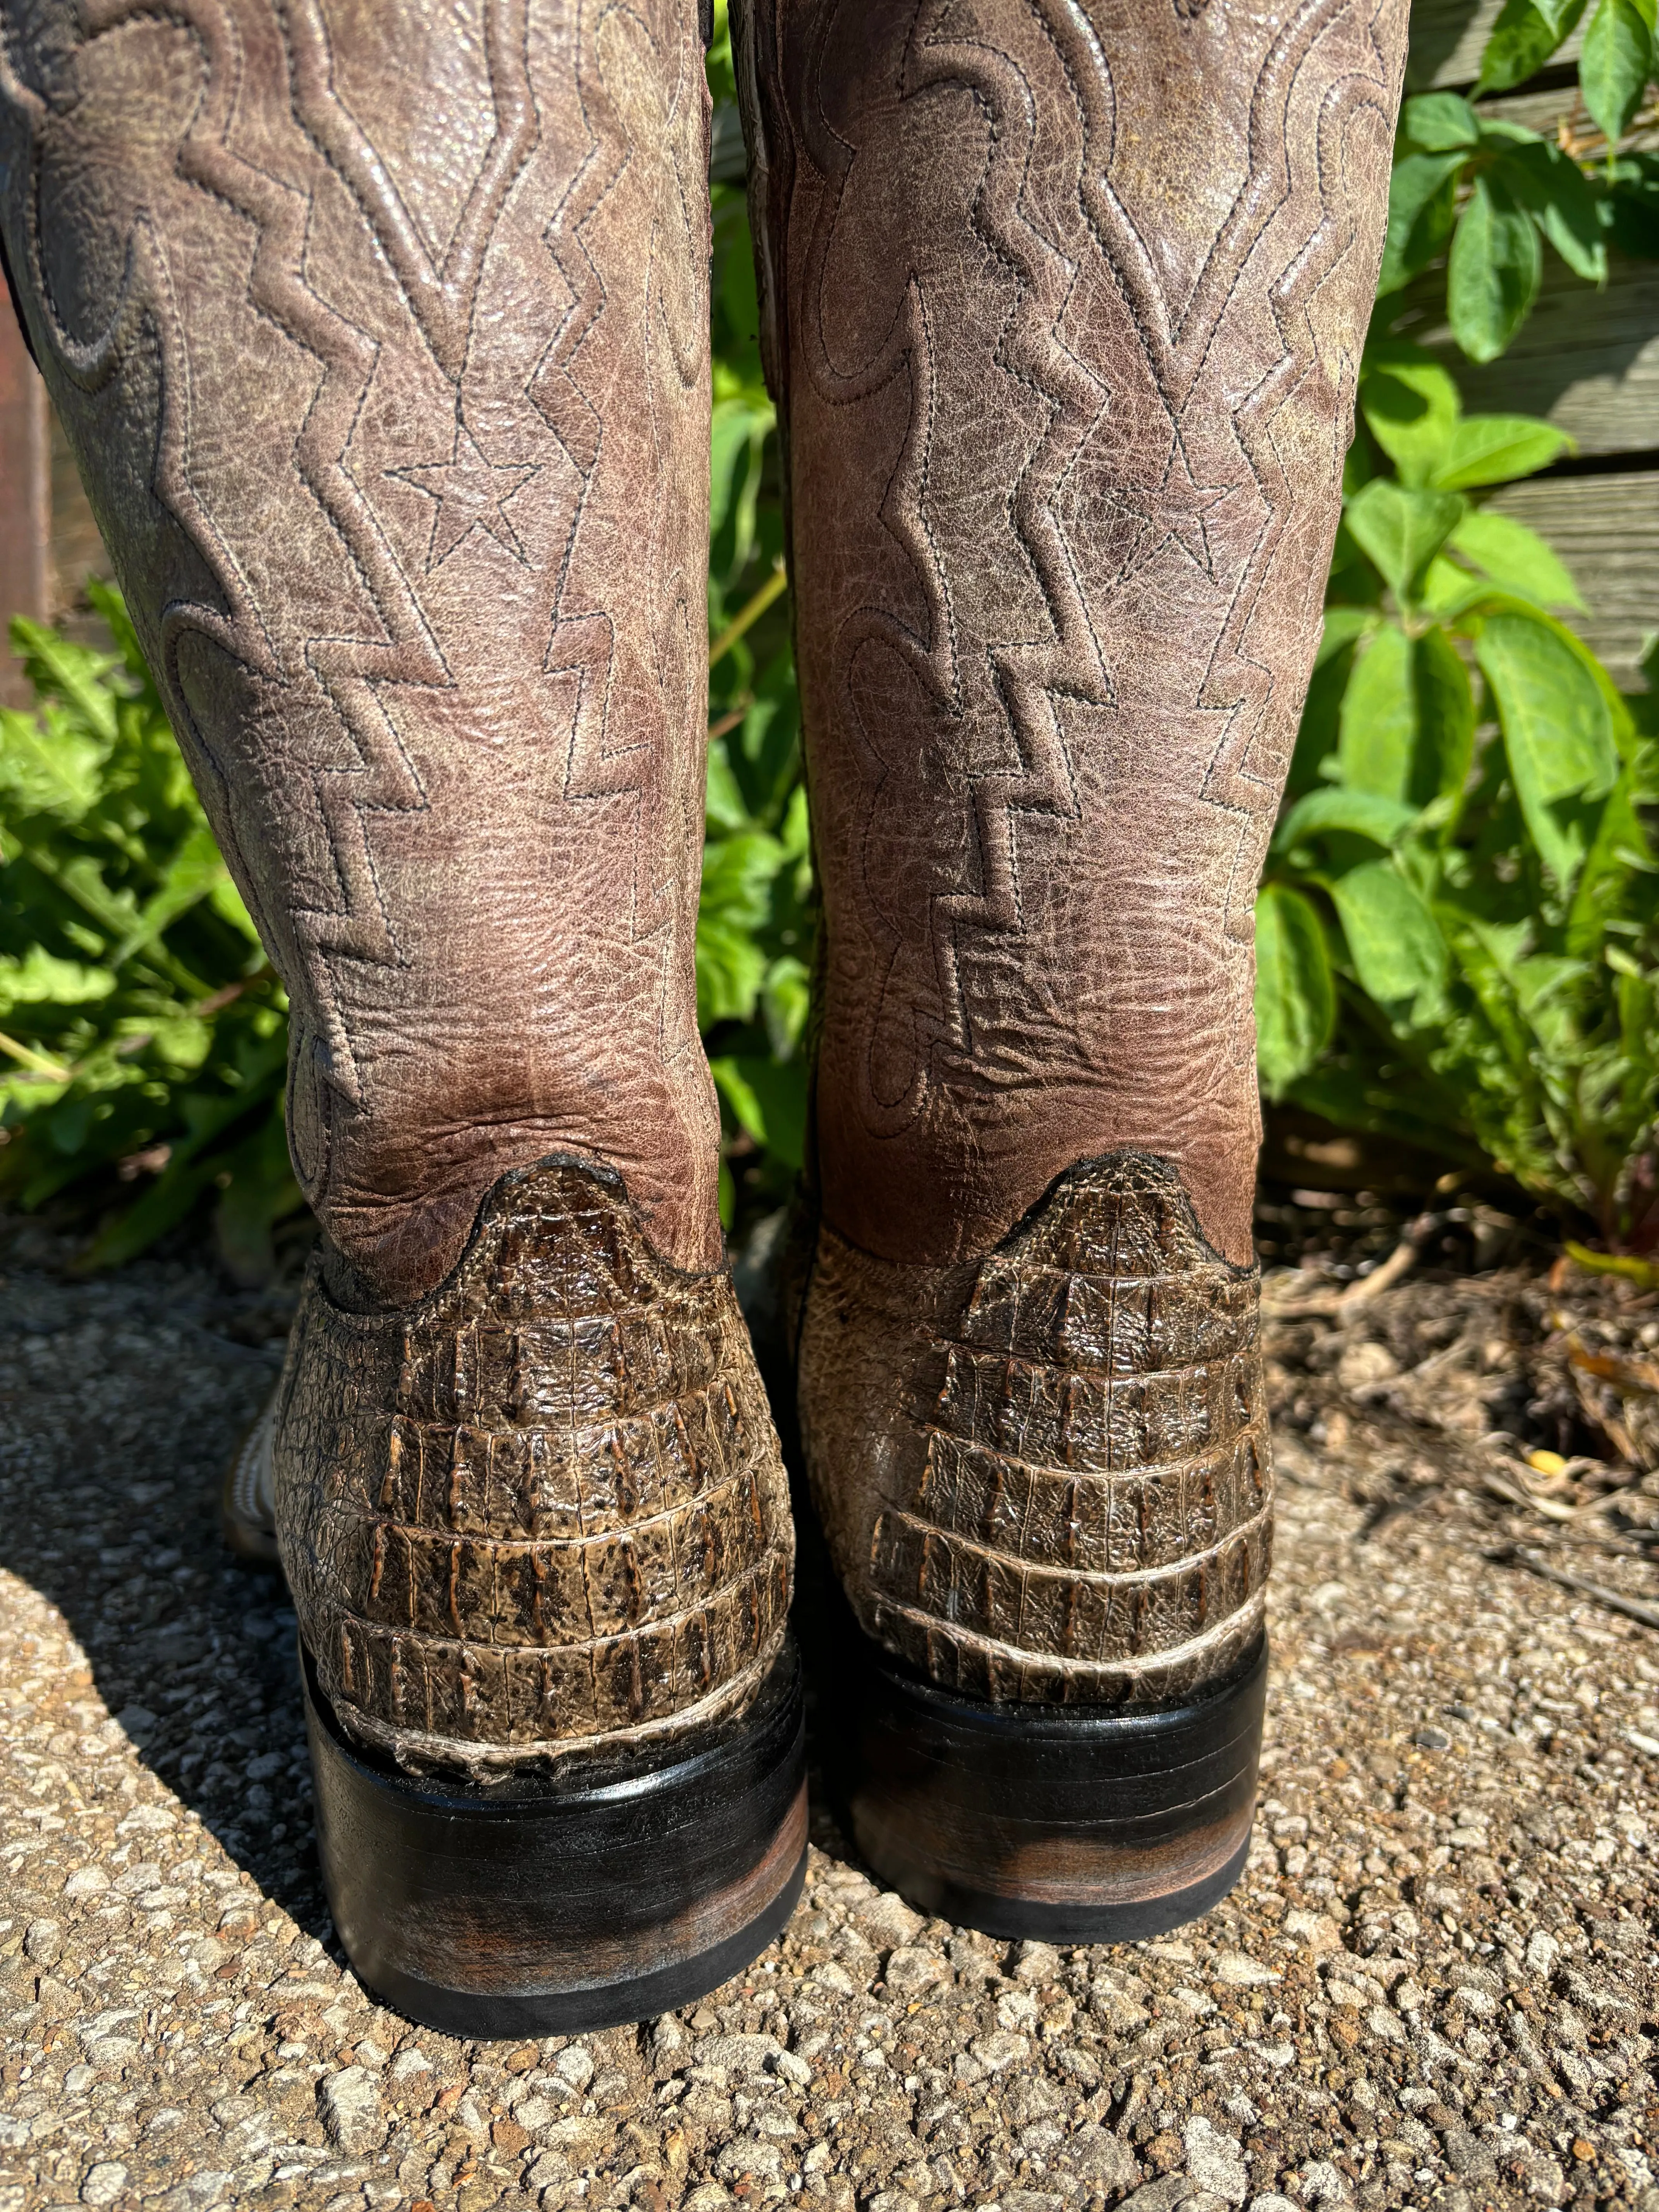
[304,1638,807,2036]
[825,1633,1266,1944]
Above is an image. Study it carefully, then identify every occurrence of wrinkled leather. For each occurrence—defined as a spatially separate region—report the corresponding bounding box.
[739,0,1403,1696]
[0,0,721,1302]
[738,0,1406,1270]
[275,1156,793,1773]
[795,1152,1269,1699]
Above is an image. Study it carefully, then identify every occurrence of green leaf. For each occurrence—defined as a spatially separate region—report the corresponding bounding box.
[1335,624,1474,811]
[1254,883,1336,1096]
[1476,610,1619,884]
[209,872,263,943]
[1344,479,1467,604]
[1287,609,1374,802]
[0,706,107,823]
[1275,786,1421,850]
[1361,347,1462,485]
[1430,412,1572,489]
[706,736,752,834]
[1419,555,1486,620]
[1315,606,1379,664]
[1401,93,1481,152]
[761,954,811,1060]
[1581,0,1658,145]
[696,830,785,1025]
[1449,509,1583,606]
[0,947,116,1019]
[709,392,775,581]
[1337,623,1417,799]
[1568,757,1655,957]
[1328,861,1449,1016]
[1377,152,1465,295]
[111,823,229,964]
[8,619,120,744]
[1448,173,1543,364]
[1605,151,1659,254]
[1476,0,1588,91]
[1484,131,1608,282]
[1413,625,1479,811]
[143,1014,214,1072]
[711,1053,808,1173]
[696,921,768,1028]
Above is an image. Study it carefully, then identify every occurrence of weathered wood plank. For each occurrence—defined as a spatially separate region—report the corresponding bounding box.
[0,302,48,705]
[1406,0,1586,89]
[1396,247,1659,460]
[46,406,111,636]
[1482,472,1659,688]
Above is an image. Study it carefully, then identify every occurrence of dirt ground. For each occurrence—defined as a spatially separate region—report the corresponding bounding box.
[2,1211,1659,2212]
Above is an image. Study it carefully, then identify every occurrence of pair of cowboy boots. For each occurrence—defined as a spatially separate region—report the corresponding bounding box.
[3,0,1404,2032]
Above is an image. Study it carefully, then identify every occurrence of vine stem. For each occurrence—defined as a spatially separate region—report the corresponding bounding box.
[709,562,787,670]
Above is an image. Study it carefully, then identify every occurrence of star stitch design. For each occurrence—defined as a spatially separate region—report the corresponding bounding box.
[390,423,539,569]
[1104,438,1231,584]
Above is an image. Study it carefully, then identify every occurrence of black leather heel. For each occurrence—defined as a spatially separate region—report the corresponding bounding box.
[303,1637,807,2036]
[821,1628,1266,1944]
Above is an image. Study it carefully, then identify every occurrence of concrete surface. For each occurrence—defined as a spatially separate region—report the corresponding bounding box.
[2,1247,1657,2212]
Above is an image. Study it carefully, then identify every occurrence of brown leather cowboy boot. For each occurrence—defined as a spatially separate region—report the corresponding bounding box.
[2,0,800,2030]
[737,0,1405,1936]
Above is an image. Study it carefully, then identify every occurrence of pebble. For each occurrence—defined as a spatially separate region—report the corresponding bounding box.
[2,1254,1658,2211]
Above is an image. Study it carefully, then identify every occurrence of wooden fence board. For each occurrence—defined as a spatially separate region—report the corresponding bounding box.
[1399,248,1659,461]
[48,409,111,638]
[1483,472,1659,687]
[0,307,48,707]
[1405,0,1585,89]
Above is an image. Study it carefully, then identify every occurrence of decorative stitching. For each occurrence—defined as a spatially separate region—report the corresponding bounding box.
[792,0,1404,1142]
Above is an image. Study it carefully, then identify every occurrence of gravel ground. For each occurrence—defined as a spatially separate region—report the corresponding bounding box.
[3,1233,1659,2212]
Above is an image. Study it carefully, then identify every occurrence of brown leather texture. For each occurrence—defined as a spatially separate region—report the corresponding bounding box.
[794,1152,1269,1702]
[738,0,1407,1271]
[273,1156,793,1774]
[0,0,722,1302]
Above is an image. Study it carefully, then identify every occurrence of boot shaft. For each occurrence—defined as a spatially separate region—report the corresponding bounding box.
[738,0,1408,1269]
[0,0,721,1299]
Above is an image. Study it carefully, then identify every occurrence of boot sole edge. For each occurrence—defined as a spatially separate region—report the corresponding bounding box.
[303,1635,807,2036]
[824,1630,1267,1944]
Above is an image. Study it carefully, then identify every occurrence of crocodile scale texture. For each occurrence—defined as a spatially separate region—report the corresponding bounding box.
[274,1158,793,1774]
[795,1153,1269,1702]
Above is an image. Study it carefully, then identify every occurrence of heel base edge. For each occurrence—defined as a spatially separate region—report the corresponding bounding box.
[353,1849,808,2037]
[824,1628,1267,1942]
[303,1635,807,2036]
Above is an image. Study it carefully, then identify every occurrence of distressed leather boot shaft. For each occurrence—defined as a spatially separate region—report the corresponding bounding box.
[738,0,1405,1702]
[0,0,721,1302]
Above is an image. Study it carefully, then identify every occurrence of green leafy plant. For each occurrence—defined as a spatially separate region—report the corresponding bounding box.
[0,587,298,1276]
[1256,343,1659,1251]
[1382,5,1658,363]
[698,4,814,1233]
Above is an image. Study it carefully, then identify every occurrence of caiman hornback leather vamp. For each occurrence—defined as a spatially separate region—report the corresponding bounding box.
[278,1155,802,2032]
[735,0,1407,1936]
[796,1153,1269,1938]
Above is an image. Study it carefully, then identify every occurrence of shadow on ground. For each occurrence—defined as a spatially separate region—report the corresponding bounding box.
[0,1233,331,1940]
